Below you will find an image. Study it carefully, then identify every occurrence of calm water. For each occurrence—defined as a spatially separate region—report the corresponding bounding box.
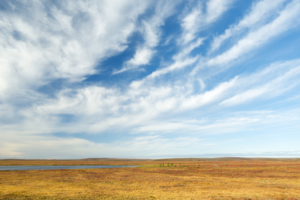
[0,165,136,171]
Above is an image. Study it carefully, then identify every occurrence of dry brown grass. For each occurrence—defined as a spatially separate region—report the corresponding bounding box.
[0,159,300,199]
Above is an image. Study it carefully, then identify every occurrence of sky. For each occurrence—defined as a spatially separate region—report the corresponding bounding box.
[1,0,300,159]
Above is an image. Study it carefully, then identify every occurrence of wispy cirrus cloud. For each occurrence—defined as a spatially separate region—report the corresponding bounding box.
[207,0,300,66]
[6,59,298,137]
[209,0,287,53]
[114,0,179,74]
[0,0,150,97]
[180,0,233,44]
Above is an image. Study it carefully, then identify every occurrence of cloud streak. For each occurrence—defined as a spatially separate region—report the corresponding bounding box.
[209,0,287,53]
[114,0,179,74]
[207,0,300,66]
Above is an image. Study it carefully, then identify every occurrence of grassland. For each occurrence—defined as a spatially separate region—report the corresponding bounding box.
[0,158,300,199]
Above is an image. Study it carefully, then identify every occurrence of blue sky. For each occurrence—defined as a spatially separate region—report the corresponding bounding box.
[1,0,300,159]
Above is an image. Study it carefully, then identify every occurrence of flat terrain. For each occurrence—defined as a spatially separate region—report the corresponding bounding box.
[0,158,300,199]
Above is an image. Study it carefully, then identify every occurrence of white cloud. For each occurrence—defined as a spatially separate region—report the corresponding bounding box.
[127,37,205,87]
[208,0,300,66]
[149,56,199,79]
[0,0,150,100]
[4,58,298,137]
[0,132,209,159]
[116,0,179,73]
[180,0,233,44]
[173,37,205,61]
[181,6,202,44]
[206,0,233,23]
[113,48,155,74]
[2,105,300,159]
[220,62,300,106]
[179,77,238,111]
[134,107,300,137]
[210,0,287,53]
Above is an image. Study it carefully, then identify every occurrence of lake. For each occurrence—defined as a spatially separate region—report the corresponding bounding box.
[0,165,136,171]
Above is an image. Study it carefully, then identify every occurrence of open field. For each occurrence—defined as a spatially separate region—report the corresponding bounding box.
[0,158,300,199]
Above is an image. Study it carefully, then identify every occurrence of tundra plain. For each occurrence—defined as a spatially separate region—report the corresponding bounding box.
[0,158,299,199]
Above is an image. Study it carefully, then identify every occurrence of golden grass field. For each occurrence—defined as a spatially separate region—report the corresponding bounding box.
[0,158,300,199]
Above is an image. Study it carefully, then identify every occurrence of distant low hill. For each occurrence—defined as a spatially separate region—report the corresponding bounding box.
[2,157,299,162]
